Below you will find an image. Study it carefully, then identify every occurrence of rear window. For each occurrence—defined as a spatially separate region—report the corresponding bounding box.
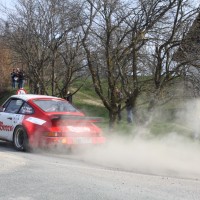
[33,99,78,112]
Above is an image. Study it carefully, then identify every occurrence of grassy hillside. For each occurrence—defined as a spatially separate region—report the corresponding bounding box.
[0,87,109,121]
[0,86,196,137]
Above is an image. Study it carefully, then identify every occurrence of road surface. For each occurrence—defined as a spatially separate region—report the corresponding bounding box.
[0,141,200,200]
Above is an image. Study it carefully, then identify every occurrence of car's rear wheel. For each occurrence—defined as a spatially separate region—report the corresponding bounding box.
[13,126,29,151]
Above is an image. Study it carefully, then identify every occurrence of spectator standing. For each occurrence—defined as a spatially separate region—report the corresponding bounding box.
[125,97,133,124]
[66,91,72,103]
[11,68,17,89]
[18,69,25,89]
[116,88,123,122]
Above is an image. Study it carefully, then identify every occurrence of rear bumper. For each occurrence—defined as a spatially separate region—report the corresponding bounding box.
[41,136,105,146]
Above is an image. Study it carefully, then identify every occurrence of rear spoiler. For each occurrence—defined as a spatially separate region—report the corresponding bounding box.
[51,115,102,123]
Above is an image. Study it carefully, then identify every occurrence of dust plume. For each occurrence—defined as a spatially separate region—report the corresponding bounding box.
[78,100,200,179]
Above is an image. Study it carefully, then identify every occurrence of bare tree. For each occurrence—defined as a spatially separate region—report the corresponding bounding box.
[1,0,199,128]
[173,11,200,98]
[1,0,85,96]
[142,0,200,109]
[0,39,12,92]
[81,0,182,126]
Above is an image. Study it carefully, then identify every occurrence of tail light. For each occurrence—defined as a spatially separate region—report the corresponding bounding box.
[45,132,62,137]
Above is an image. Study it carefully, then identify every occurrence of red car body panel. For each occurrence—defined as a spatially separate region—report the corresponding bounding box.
[0,94,105,149]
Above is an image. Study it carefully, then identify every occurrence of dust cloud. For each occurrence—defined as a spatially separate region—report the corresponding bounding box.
[78,100,200,179]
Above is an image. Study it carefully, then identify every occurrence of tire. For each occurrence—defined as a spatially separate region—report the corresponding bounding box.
[13,126,30,152]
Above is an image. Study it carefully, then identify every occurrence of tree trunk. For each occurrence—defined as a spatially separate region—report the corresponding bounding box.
[109,109,118,128]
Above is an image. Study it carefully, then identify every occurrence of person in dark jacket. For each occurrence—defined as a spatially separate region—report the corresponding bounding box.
[17,69,25,89]
[116,88,123,122]
[125,97,133,123]
[66,91,72,103]
[11,68,17,89]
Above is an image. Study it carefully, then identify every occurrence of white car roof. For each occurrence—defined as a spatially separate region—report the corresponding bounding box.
[11,94,62,101]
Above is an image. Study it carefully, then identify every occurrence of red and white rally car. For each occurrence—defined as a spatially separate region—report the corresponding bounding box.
[0,94,105,151]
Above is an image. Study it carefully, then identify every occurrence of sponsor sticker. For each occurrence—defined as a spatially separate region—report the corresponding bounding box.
[0,121,13,131]
[26,117,46,125]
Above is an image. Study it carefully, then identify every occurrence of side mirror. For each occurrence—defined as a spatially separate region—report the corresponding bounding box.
[0,106,5,112]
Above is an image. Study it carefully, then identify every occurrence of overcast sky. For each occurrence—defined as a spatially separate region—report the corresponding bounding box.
[0,0,199,9]
[0,0,16,19]
[0,0,199,19]
[0,0,15,8]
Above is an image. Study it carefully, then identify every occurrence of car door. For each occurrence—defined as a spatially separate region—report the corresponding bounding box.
[0,99,24,141]
[0,112,14,141]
